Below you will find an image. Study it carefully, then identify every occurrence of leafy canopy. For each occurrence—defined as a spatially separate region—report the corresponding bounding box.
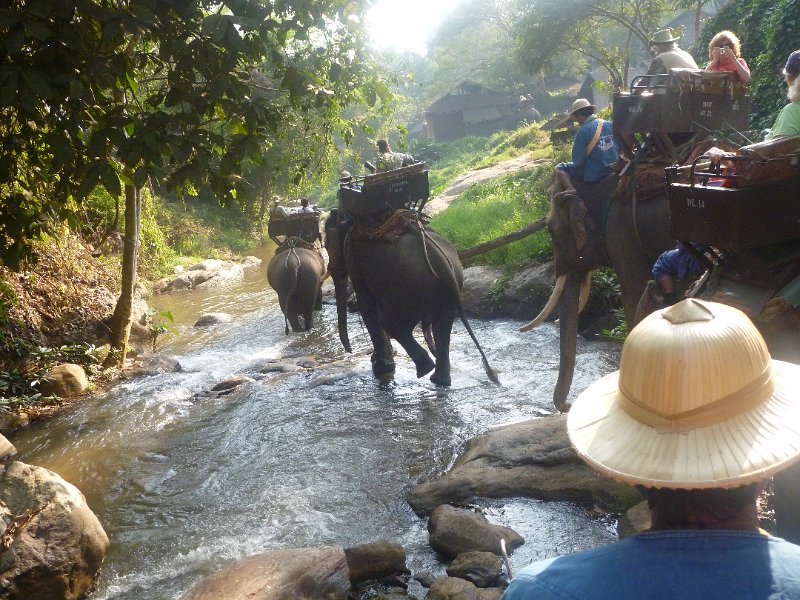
[0,0,386,267]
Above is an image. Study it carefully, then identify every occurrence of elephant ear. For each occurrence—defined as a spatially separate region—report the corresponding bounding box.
[566,195,589,253]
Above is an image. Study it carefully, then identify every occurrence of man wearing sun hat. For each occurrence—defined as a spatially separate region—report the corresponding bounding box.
[645,28,698,82]
[553,98,619,197]
[502,299,800,599]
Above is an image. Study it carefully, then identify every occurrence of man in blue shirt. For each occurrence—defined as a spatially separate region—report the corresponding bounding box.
[554,98,619,197]
[503,299,800,600]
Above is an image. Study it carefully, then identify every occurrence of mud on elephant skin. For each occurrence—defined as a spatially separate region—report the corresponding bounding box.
[324,209,498,386]
[267,245,325,334]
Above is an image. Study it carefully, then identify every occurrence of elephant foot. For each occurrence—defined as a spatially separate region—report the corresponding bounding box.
[430,370,452,387]
[415,356,435,378]
[371,359,396,377]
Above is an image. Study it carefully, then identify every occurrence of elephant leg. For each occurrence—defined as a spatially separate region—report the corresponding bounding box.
[390,326,435,378]
[314,284,322,311]
[429,310,455,386]
[356,290,395,375]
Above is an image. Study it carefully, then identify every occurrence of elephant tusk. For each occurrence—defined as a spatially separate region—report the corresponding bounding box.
[578,272,591,315]
[519,274,566,332]
[319,271,331,284]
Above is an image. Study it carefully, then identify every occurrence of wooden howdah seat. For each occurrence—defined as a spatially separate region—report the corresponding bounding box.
[666,137,800,251]
[268,211,321,246]
[613,68,750,135]
[338,162,430,220]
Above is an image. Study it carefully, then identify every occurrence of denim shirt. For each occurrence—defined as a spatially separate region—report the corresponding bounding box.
[571,115,619,184]
[502,530,800,599]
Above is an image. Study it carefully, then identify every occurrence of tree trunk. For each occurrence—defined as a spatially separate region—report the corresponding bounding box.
[458,218,546,260]
[104,184,141,368]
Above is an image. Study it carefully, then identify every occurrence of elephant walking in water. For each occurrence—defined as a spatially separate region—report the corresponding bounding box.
[521,141,738,412]
[325,210,498,386]
[267,245,325,333]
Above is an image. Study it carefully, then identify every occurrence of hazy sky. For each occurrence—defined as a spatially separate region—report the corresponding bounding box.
[366,0,463,55]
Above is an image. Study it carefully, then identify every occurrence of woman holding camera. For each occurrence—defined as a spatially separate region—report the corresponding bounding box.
[705,30,751,83]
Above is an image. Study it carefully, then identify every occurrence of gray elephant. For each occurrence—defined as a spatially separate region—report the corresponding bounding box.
[522,140,738,412]
[267,245,325,333]
[325,210,497,386]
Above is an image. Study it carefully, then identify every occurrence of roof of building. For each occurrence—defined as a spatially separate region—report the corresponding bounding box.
[425,81,516,115]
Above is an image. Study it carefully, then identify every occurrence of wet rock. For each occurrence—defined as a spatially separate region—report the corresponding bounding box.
[415,572,437,588]
[188,259,228,271]
[261,360,291,373]
[0,411,30,431]
[426,576,503,600]
[182,546,350,600]
[407,416,642,516]
[195,264,244,290]
[194,312,234,327]
[296,356,319,369]
[427,505,523,560]
[211,375,251,392]
[240,255,262,269]
[0,436,17,463]
[461,263,555,319]
[36,364,88,398]
[617,500,651,539]
[152,277,170,294]
[129,354,182,377]
[0,461,109,599]
[446,551,503,588]
[345,540,408,585]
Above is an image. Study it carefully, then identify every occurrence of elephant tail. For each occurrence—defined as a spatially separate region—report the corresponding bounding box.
[420,228,500,384]
[455,295,500,384]
[282,248,301,334]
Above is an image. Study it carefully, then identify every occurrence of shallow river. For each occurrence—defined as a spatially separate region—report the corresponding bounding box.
[10,247,623,599]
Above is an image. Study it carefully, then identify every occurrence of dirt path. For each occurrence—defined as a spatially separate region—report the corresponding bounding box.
[425,152,548,215]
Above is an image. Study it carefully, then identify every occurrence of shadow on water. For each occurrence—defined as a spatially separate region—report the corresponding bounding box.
[10,252,622,599]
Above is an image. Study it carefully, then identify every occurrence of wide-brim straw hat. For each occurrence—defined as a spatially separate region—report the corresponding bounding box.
[569,98,596,116]
[649,28,680,45]
[567,299,800,489]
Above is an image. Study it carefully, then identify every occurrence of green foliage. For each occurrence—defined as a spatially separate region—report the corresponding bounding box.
[602,307,629,341]
[512,0,671,88]
[0,0,384,268]
[147,308,174,351]
[430,166,554,267]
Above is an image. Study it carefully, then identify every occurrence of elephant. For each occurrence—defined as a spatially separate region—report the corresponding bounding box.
[324,209,498,386]
[267,245,325,333]
[519,140,738,412]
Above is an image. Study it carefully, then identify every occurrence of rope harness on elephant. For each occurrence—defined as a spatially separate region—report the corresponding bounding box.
[275,236,318,255]
[347,209,452,283]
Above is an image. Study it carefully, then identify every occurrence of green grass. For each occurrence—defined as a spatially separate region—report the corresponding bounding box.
[430,165,555,267]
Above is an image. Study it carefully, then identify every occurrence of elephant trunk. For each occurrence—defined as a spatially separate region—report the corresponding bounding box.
[332,272,352,353]
[553,270,584,413]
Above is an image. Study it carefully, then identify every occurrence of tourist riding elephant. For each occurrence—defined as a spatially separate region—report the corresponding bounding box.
[324,210,498,386]
[267,245,325,333]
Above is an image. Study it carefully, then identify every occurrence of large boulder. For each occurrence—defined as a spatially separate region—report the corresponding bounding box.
[427,505,523,560]
[461,263,555,319]
[426,576,503,600]
[194,313,233,327]
[36,364,88,398]
[446,551,504,588]
[344,540,407,585]
[0,460,109,599]
[183,546,351,600]
[407,416,642,515]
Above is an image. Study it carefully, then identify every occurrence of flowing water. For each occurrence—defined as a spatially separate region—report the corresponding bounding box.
[9,247,623,599]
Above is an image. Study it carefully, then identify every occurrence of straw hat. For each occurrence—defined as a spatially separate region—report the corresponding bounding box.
[569,98,596,116]
[649,28,680,45]
[567,299,800,489]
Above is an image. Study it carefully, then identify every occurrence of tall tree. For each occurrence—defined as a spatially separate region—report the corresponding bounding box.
[512,0,671,88]
[0,0,386,365]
